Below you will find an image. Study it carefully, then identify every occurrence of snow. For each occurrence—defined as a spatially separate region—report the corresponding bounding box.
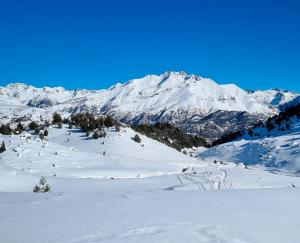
[1,72,298,126]
[1,73,300,242]
[1,125,300,242]
[197,118,300,173]
[1,188,300,243]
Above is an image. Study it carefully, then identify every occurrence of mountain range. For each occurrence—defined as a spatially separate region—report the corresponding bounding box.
[1,71,299,141]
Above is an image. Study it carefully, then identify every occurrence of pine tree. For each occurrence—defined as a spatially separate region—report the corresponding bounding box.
[29,121,38,131]
[132,134,141,143]
[33,176,51,193]
[43,129,48,136]
[115,125,120,132]
[93,131,100,139]
[15,123,24,134]
[104,116,114,127]
[0,124,12,135]
[52,113,62,124]
[0,141,6,153]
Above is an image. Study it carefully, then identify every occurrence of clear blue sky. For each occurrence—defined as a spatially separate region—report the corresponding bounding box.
[0,0,299,92]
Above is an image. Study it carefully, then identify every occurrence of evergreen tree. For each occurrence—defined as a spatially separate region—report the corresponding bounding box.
[93,131,100,139]
[0,141,6,153]
[104,116,114,127]
[52,113,62,124]
[43,129,49,136]
[132,134,141,143]
[29,121,38,131]
[15,123,24,133]
[0,124,12,135]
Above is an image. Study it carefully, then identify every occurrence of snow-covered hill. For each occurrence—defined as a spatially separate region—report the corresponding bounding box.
[197,105,300,173]
[1,72,299,141]
[1,125,300,242]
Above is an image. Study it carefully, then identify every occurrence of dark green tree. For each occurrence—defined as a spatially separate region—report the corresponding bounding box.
[0,141,6,153]
[52,113,62,124]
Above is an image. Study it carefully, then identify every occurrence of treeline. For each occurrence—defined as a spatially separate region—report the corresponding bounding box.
[70,113,119,132]
[131,123,208,151]
[211,130,243,146]
[0,112,120,136]
[252,103,300,132]
[212,103,300,146]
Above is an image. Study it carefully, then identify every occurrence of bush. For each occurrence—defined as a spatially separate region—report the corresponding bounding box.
[43,129,48,136]
[115,125,120,132]
[33,185,41,193]
[63,118,69,124]
[29,121,38,130]
[93,131,100,139]
[0,124,12,135]
[53,113,62,124]
[15,123,24,134]
[39,133,44,140]
[93,130,106,139]
[34,128,40,135]
[104,116,114,127]
[132,134,141,143]
[33,176,51,193]
[0,141,6,153]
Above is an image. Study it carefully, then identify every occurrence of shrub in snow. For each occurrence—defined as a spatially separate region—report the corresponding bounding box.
[58,123,62,129]
[86,131,90,137]
[63,118,69,124]
[52,113,62,124]
[93,131,100,139]
[104,116,114,127]
[0,124,12,135]
[33,185,41,193]
[15,123,24,134]
[0,141,6,153]
[115,125,120,132]
[29,121,38,131]
[39,133,44,140]
[34,128,40,135]
[33,176,51,193]
[93,130,106,139]
[43,129,48,136]
[132,134,141,143]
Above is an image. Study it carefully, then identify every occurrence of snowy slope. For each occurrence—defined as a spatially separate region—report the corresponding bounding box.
[0,125,194,192]
[197,115,300,173]
[1,125,300,242]
[1,72,298,140]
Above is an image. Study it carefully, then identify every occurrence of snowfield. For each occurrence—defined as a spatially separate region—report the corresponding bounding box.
[1,125,300,242]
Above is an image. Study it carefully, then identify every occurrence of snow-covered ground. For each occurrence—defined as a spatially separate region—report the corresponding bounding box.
[1,125,300,242]
[197,119,300,174]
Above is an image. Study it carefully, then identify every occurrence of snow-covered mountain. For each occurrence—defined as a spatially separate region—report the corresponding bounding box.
[1,71,299,141]
[197,103,300,173]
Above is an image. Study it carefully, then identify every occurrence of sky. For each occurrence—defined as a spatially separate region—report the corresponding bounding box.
[0,0,299,92]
